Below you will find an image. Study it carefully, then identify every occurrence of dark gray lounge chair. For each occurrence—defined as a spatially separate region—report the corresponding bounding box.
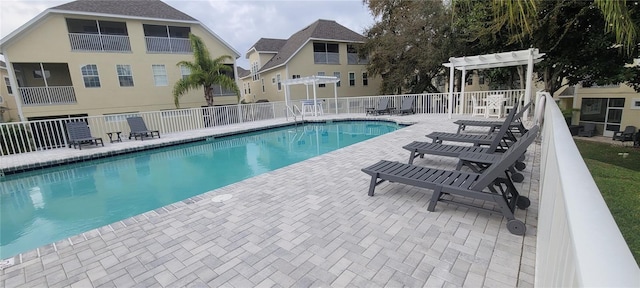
[404,111,531,182]
[65,121,104,150]
[425,106,520,150]
[404,107,517,164]
[127,117,160,140]
[613,125,636,142]
[578,123,596,137]
[397,97,415,115]
[453,101,531,135]
[366,98,392,115]
[361,125,539,235]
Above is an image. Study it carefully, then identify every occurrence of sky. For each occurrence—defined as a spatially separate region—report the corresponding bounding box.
[0,0,377,68]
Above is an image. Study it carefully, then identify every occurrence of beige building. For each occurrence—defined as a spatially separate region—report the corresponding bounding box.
[0,0,240,122]
[1,61,20,122]
[558,84,640,137]
[238,20,381,103]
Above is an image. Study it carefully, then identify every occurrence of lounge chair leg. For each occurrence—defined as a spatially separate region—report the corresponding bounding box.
[367,174,378,196]
[428,186,443,212]
[408,152,416,164]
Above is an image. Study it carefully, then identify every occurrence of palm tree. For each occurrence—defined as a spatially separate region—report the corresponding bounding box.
[173,33,238,108]
[492,0,638,55]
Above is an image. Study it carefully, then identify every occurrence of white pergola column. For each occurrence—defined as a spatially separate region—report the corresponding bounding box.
[460,67,466,114]
[524,49,534,121]
[333,83,338,114]
[448,61,455,119]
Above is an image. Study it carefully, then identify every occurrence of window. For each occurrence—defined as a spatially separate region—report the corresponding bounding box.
[347,44,369,64]
[67,19,128,35]
[334,72,341,87]
[479,74,485,85]
[248,83,251,94]
[180,65,191,80]
[349,72,355,86]
[243,83,247,94]
[143,24,189,38]
[313,42,339,64]
[276,74,281,91]
[81,64,100,88]
[261,79,265,93]
[362,72,368,86]
[251,62,260,81]
[152,64,167,86]
[272,77,276,84]
[3,77,12,94]
[292,75,301,79]
[317,72,325,87]
[116,64,134,87]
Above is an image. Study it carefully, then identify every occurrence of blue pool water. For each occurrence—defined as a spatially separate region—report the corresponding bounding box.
[0,121,401,259]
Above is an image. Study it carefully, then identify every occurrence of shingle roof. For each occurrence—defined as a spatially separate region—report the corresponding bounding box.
[236,66,250,78]
[52,0,196,21]
[258,19,365,72]
[251,38,287,53]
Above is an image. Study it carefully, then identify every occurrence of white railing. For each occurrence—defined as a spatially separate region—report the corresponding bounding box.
[145,37,192,53]
[68,33,132,52]
[536,91,639,286]
[1,90,526,156]
[19,86,77,106]
[459,89,524,114]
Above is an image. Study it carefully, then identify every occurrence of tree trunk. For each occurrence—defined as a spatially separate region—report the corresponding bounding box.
[205,86,214,106]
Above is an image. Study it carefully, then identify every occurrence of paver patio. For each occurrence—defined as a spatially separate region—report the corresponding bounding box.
[0,113,538,287]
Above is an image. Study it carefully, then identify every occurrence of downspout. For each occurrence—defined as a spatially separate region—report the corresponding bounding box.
[3,52,26,121]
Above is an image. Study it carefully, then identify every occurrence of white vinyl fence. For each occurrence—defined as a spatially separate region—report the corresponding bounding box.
[0,90,525,156]
[536,91,639,286]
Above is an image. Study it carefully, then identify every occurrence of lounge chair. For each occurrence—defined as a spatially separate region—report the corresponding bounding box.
[404,110,530,182]
[397,97,415,115]
[127,117,160,140]
[366,98,392,115]
[405,107,517,164]
[361,125,539,235]
[577,123,596,137]
[426,105,521,148]
[613,125,636,142]
[454,101,531,135]
[65,121,104,150]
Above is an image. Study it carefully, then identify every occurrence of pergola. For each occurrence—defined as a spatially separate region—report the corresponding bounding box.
[282,75,340,117]
[443,48,545,120]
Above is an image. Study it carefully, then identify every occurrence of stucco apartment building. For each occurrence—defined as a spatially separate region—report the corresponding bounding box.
[238,19,381,103]
[0,0,240,122]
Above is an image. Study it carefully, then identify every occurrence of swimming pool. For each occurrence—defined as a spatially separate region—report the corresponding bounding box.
[0,120,401,259]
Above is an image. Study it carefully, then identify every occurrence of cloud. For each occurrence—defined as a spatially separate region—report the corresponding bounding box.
[1,0,375,67]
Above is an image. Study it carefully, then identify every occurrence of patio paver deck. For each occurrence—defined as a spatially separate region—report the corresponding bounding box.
[0,113,538,287]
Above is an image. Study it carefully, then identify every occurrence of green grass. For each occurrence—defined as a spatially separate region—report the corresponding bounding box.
[574,140,640,265]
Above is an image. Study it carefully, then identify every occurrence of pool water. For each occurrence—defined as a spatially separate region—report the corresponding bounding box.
[0,121,401,259]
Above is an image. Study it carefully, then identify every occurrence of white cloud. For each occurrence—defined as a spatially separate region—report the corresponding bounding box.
[0,0,375,67]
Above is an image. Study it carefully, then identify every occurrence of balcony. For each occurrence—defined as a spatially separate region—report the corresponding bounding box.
[68,33,132,52]
[145,37,191,54]
[19,86,77,106]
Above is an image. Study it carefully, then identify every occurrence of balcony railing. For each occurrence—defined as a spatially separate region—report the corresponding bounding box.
[68,33,131,52]
[19,86,77,106]
[145,37,192,53]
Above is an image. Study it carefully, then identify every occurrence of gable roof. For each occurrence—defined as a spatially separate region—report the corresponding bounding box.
[51,0,196,21]
[236,66,250,79]
[258,19,365,73]
[1,0,239,58]
[252,38,287,53]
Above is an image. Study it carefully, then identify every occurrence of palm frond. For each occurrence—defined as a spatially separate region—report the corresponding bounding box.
[594,0,638,55]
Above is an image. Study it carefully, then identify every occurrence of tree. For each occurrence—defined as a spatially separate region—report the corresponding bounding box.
[492,0,638,55]
[361,0,461,94]
[173,33,238,108]
[461,0,640,94]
